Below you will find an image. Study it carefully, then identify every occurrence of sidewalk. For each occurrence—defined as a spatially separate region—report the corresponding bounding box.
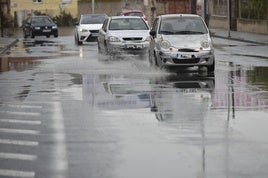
[210,28,268,45]
[0,37,19,55]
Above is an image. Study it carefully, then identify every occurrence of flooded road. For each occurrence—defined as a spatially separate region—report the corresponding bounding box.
[0,30,268,178]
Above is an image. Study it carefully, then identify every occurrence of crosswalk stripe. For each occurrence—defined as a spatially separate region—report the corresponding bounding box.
[0,139,38,146]
[0,119,41,125]
[0,128,40,135]
[0,169,35,178]
[0,152,37,161]
[0,103,42,109]
[0,110,41,116]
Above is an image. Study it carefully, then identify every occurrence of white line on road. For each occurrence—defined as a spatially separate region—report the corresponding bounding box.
[0,128,40,135]
[0,152,37,161]
[0,103,42,109]
[51,102,68,178]
[0,119,41,125]
[0,169,35,178]
[0,139,39,146]
[0,110,41,116]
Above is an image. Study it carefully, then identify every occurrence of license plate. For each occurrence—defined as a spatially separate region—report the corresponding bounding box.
[177,53,193,59]
[43,29,51,32]
[125,44,143,49]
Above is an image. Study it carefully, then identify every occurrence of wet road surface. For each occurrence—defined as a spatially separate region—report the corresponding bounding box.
[0,30,268,178]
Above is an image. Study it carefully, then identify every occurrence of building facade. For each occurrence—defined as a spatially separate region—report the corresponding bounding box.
[10,0,78,27]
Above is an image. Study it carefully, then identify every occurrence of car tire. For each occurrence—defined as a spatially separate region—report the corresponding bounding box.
[30,30,35,38]
[46,35,50,38]
[207,60,215,73]
[54,34,58,38]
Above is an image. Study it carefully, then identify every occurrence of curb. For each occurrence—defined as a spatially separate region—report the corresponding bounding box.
[0,38,19,55]
[211,34,268,46]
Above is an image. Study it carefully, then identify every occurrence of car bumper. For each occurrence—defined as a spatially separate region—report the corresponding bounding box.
[107,41,150,55]
[33,29,58,36]
[78,31,99,42]
[157,50,215,67]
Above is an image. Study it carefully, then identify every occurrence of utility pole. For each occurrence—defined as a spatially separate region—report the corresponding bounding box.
[227,0,231,38]
[91,0,95,14]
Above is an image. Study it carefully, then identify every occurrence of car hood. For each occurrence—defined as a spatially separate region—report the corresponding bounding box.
[161,34,210,49]
[109,30,150,38]
[79,24,103,30]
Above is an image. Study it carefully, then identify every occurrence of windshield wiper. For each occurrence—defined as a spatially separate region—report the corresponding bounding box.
[174,31,205,34]
[159,30,174,35]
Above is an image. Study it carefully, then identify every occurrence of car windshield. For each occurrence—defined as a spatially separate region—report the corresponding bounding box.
[159,17,208,35]
[31,17,54,25]
[109,18,149,30]
[81,14,107,24]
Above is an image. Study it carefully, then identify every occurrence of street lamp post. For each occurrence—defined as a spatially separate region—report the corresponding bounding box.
[92,0,95,14]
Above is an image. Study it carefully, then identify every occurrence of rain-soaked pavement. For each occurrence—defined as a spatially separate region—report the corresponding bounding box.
[0,28,268,178]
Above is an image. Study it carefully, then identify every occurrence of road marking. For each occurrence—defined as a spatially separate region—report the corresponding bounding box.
[0,119,41,125]
[0,110,41,116]
[0,139,38,146]
[0,128,40,135]
[0,169,35,178]
[0,103,42,109]
[0,152,37,161]
[51,102,68,178]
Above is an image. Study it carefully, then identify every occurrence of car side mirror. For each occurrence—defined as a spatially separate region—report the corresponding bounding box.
[150,30,156,37]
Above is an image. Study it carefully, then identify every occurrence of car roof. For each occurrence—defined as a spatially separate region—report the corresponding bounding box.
[31,15,50,18]
[81,14,107,17]
[160,14,201,19]
[121,10,143,14]
[110,16,143,20]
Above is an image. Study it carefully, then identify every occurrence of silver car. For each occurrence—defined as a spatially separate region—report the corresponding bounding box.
[97,16,150,59]
[149,14,215,72]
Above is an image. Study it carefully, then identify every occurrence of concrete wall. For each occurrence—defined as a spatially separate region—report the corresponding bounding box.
[237,18,268,35]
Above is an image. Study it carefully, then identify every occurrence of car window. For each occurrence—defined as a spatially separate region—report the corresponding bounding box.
[109,18,148,30]
[159,17,208,35]
[31,17,54,25]
[81,15,107,24]
[151,17,159,32]
[102,19,108,32]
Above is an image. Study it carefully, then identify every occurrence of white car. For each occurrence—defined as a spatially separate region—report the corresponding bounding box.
[149,14,215,72]
[75,14,108,45]
[97,16,150,59]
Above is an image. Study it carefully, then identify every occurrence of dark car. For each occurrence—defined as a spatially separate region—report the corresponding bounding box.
[23,16,58,38]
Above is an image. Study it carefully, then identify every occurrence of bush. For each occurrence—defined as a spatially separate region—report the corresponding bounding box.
[52,11,76,26]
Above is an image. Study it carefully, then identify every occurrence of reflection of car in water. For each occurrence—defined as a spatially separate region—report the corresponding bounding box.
[83,75,151,110]
[150,73,215,121]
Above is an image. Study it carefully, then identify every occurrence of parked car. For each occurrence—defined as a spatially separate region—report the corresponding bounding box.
[149,14,215,72]
[120,9,148,24]
[23,16,58,38]
[97,16,150,59]
[75,14,108,45]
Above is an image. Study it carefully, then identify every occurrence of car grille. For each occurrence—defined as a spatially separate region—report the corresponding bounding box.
[178,48,198,52]
[173,58,200,64]
[123,37,143,41]
[90,30,99,33]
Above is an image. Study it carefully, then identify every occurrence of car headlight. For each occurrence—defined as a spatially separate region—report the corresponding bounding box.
[52,26,57,29]
[201,41,210,49]
[34,27,41,30]
[79,28,88,32]
[108,36,120,42]
[160,40,171,49]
